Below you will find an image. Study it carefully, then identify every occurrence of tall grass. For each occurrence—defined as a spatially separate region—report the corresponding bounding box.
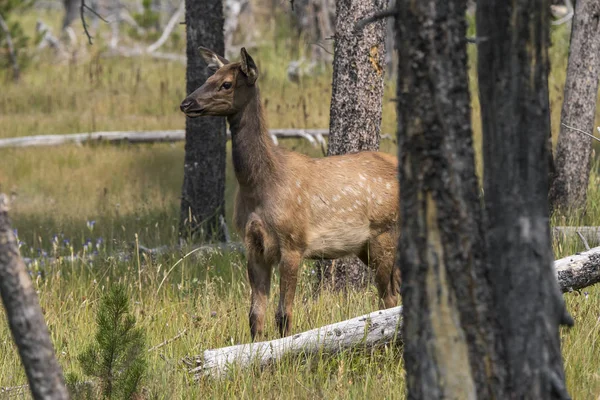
[0,7,600,399]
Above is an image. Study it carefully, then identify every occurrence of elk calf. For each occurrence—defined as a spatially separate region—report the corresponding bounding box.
[180,47,401,339]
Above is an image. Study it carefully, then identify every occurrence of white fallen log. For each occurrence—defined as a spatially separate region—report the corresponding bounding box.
[0,129,341,149]
[556,245,600,292]
[188,244,600,378]
[104,45,187,64]
[190,305,403,379]
[22,242,245,267]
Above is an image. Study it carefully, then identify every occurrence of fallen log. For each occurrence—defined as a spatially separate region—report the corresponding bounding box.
[189,305,403,379]
[0,129,320,148]
[0,129,395,149]
[188,245,600,378]
[556,245,600,292]
[22,241,245,267]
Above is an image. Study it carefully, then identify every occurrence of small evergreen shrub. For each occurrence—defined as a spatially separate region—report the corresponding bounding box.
[77,284,147,399]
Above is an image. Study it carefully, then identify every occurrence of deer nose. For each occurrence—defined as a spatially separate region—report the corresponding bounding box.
[180,98,196,112]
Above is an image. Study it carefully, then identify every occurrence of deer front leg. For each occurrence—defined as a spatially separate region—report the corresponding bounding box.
[248,258,272,340]
[276,251,302,337]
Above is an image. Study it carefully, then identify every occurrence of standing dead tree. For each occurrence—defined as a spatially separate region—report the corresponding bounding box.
[317,0,388,292]
[477,0,573,397]
[549,0,600,213]
[395,0,501,397]
[179,0,228,243]
[0,194,69,400]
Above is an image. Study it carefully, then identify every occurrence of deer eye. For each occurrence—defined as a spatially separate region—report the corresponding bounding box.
[221,82,232,90]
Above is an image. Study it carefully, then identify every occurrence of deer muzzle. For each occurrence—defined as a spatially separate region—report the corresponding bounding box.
[180,97,204,118]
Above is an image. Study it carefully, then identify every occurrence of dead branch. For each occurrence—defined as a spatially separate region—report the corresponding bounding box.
[0,12,20,81]
[354,9,396,31]
[551,0,574,25]
[80,0,108,45]
[80,0,92,44]
[148,329,187,352]
[561,123,600,143]
[147,0,185,54]
[552,226,600,245]
[0,194,69,399]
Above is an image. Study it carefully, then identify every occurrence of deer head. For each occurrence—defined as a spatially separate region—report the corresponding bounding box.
[180,47,259,118]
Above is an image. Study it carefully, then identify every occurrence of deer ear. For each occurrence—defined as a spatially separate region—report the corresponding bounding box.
[198,46,230,72]
[240,47,258,85]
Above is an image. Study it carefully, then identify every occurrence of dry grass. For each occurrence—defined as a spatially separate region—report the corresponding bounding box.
[0,8,600,399]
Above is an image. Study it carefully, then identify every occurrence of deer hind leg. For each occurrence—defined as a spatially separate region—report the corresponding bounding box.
[276,250,302,337]
[361,232,400,309]
[245,214,278,340]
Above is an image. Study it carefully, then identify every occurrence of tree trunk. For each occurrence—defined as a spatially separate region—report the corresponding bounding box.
[549,0,600,214]
[0,195,69,400]
[62,0,79,30]
[317,0,387,292]
[477,0,573,398]
[395,1,503,398]
[180,0,227,243]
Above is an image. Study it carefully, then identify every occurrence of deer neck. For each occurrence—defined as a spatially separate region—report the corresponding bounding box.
[227,88,280,192]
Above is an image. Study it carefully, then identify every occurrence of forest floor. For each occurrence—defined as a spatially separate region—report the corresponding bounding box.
[1,7,600,400]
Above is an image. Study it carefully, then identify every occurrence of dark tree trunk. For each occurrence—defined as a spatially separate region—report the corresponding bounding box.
[180,0,227,243]
[395,1,503,397]
[477,0,573,398]
[317,0,387,292]
[62,0,79,30]
[549,0,600,214]
[0,195,69,400]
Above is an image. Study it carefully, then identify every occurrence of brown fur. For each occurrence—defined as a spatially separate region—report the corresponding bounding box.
[180,47,400,339]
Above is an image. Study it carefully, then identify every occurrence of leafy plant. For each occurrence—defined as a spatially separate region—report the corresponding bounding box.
[77,284,147,399]
[0,0,35,79]
[134,0,160,29]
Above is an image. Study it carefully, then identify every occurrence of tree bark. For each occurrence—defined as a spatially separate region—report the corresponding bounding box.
[477,0,573,398]
[0,195,69,400]
[62,0,79,30]
[317,0,388,292]
[395,1,503,398]
[180,0,227,243]
[549,0,600,214]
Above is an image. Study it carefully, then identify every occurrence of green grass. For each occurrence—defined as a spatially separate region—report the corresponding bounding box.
[1,8,600,399]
